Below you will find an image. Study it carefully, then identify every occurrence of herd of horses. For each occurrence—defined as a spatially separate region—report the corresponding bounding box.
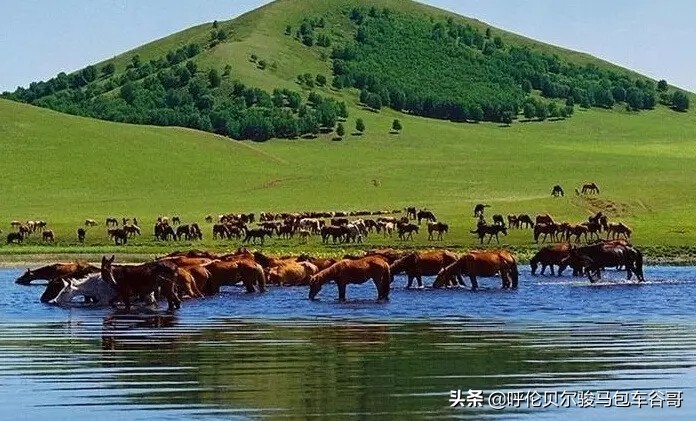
[16,233,644,311]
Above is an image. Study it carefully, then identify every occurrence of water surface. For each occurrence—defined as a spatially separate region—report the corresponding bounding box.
[1,266,695,420]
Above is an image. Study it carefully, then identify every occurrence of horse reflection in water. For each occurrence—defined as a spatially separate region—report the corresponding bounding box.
[101,313,178,351]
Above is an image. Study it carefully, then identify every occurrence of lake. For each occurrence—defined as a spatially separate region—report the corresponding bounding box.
[1,266,695,420]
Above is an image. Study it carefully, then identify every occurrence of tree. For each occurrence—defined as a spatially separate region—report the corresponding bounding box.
[81,65,98,83]
[356,118,365,134]
[366,93,382,110]
[315,74,327,86]
[208,69,221,88]
[285,25,292,35]
[392,119,402,132]
[535,102,548,121]
[120,82,137,104]
[101,63,116,77]
[657,79,668,92]
[485,27,492,38]
[359,89,369,104]
[522,80,532,93]
[626,87,644,110]
[523,102,535,120]
[336,122,345,138]
[469,105,484,122]
[213,20,219,29]
[185,60,198,75]
[672,90,690,111]
[500,110,514,125]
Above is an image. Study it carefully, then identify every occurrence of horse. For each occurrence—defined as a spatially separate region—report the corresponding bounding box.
[205,214,213,223]
[389,250,463,288]
[267,261,318,286]
[101,255,181,311]
[581,182,600,194]
[566,224,589,243]
[17,261,99,286]
[308,256,391,302]
[84,219,97,227]
[533,223,558,243]
[108,228,128,245]
[564,243,644,283]
[48,274,118,307]
[212,223,229,239]
[298,229,311,244]
[35,221,47,232]
[427,222,448,240]
[154,222,176,241]
[471,224,507,244]
[7,232,23,244]
[405,207,417,220]
[535,213,554,226]
[416,210,436,225]
[10,220,21,228]
[551,185,565,197]
[105,217,118,226]
[530,243,572,276]
[517,214,534,229]
[172,216,181,225]
[77,228,86,243]
[321,225,348,243]
[492,214,505,226]
[607,222,632,240]
[434,250,519,290]
[123,224,141,237]
[42,230,55,242]
[473,203,490,218]
[203,259,266,294]
[296,255,338,271]
[397,223,419,240]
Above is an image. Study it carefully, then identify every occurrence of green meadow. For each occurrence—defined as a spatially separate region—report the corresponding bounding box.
[1,96,695,262]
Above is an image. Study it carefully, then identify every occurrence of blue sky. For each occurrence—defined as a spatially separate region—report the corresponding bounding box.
[1,0,693,92]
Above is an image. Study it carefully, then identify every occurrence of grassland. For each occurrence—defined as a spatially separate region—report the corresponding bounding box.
[1,96,695,263]
[1,0,694,263]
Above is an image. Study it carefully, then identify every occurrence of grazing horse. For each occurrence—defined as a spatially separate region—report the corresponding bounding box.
[108,228,128,245]
[243,228,273,245]
[308,256,391,302]
[551,185,565,197]
[607,222,632,240]
[405,207,417,220]
[564,243,644,283]
[389,250,463,288]
[49,274,118,307]
[533,223,559,243]
[397,223,419,240]
[566,224,590,243]
[492,214,505,226]
[42,230,55,242]
[77,228,86,243]
[171,216,181,225]
[101,255,181,311]
[581,182,600,194]
[434,250,519,290]
[535,213,554,226]
[427,222,448,240]
[321,225,348,243]
[212,223,229,239]
[123,224,141,237]
[7,232,23,244]
[517,214,535,229]
[473,203,490,218]
[84,219,97,227]
[507,214,519,229]
[530,243,572,276]
[106,217,118,226]
[471,224,507,244]
[10,220,21,228]
[205,214,213,223]
[416,210,436,225]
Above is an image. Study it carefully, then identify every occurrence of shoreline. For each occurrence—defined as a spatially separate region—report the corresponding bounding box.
[1,244,695,267]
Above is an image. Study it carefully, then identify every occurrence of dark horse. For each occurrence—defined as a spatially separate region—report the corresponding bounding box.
[563,243,644,283]
[471,224,507,244]
[551,185,564,197]
[581,182,600,194]
[473,203,490,218]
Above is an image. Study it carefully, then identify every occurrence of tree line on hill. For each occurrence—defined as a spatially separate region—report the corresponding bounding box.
[293,6,690,123]
[2,32,347,142]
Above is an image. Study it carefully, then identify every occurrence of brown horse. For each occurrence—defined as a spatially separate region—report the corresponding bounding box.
[17,261,99,286]
[581,182,600,194]
[517,214,535,229]
[434,250,518,290]
[42,230,55,242]
[267,261,318,286]
[77,228,86,243]
[607,222,632,239]
[365,248,405,264]
[204,259,266,294]
[535,213,555,226]
[471,224,507,244]
[533,223,558,243]
[389,250,463,288]
[296,255,338,271]
[530,243,572,276]
[308,256,391,302]
[101,256,181,311]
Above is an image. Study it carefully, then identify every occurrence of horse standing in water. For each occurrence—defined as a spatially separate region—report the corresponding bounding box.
[434,250,519,290]
[308,256,391,302]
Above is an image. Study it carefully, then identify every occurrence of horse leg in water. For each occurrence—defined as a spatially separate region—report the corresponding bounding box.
[500,271,510,290]
[456,273,466,287]
[406,275,414,289]
[469,275,479,290]
[337,282,347,302]
[416,274,424,289]
[549,264,556,276]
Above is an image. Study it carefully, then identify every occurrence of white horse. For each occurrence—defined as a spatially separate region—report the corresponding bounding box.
[49,274,118,307]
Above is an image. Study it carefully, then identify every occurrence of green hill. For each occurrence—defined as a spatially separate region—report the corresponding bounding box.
[0,0,695,258]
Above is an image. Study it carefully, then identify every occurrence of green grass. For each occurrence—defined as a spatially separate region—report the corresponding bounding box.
[1,97,695,259]
[1,0,695,260]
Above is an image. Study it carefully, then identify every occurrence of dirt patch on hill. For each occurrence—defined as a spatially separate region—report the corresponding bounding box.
[575,196,633,217]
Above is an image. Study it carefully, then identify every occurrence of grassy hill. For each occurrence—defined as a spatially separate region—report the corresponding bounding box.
[0,0,695,259]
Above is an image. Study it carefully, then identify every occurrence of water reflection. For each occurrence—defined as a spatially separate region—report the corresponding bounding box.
[1,267,696,419]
